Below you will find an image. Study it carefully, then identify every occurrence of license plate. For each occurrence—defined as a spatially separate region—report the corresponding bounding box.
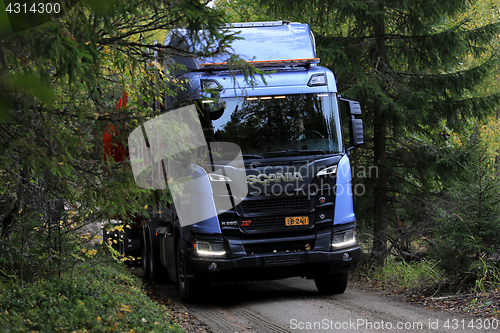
[285,216,309,226]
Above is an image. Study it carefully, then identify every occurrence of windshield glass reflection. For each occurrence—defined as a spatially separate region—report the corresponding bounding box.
[205,93,342,158]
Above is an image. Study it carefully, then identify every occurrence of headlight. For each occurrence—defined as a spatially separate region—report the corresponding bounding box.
[331,228,356,249]
[208,173,233,195]
[194,240,226,256]
[316,165,337,176]
[208,173,232,182]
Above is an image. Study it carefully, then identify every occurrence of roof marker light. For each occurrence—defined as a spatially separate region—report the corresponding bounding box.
[308,73,327,87]
[201,79,222,91]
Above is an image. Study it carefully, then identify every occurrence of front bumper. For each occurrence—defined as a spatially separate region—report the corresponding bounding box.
[187,245,360,282]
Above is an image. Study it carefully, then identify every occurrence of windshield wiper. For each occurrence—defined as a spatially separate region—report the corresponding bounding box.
[263,150,326,157]
[242,154,264,159]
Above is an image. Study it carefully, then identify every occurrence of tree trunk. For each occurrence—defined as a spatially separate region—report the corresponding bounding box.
[370,5,388,265]
[371,103,388,265]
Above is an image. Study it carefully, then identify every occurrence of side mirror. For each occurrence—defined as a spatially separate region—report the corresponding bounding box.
[195,99,226,120]
[206,101,226,120]
[350,117,364,147]
[339,98,364,149]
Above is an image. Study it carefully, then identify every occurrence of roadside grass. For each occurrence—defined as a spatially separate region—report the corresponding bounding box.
[353,255,500,317]
[472,258,500,295]
[375,257,443,293]
[0,249,183,333]
[361,256,500,296]
[355,256,445,295]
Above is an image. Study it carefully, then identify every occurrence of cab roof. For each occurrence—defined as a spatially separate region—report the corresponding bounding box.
[164,21,318,71]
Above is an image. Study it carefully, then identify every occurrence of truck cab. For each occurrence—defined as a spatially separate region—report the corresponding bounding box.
[135,21,364,302]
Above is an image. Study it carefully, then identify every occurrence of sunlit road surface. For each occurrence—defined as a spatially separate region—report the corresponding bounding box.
[154,276,494,333]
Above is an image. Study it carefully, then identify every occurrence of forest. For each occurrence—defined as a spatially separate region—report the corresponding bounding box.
[1,0,500,330]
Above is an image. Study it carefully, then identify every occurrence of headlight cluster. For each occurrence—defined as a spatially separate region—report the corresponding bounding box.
[208,173,232,182]
[316,165,337,177]
[209,173,233,195]
[331,228,356,249]
[194,240,226,256]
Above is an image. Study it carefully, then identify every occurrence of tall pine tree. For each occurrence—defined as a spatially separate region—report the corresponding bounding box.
[258,0,500,264]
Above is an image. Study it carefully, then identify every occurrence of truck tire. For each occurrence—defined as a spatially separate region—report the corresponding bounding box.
[314,272,349,295]
[147,228,167,283]
[176,242,205,302]
[141,226,150,279]
[141,221,169,282]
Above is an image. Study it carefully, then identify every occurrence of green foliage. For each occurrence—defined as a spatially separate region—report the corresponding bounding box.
[0,251,183,332]
[0,0,239,283]
[431,146,500,283]
[214,0,279,23]
[361,256,444,293]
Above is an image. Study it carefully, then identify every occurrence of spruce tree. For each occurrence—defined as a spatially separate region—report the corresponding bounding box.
[432,146,500,283]
[258,0,500,264]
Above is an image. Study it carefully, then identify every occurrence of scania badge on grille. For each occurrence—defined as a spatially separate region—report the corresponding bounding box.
[246,172,304,185]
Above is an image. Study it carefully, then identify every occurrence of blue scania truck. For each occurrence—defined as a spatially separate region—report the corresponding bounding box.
[136,21,364,302]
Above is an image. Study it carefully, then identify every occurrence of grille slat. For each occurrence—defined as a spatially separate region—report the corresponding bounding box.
[242,216,284,230]
[264,255,301,266]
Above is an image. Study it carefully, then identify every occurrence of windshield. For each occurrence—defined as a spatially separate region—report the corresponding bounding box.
[204,93,343,158]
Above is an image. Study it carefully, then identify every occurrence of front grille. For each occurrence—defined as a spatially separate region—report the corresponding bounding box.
[240,197,310,214]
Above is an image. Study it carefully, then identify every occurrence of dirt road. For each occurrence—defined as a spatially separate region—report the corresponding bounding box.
[149,275,498,333]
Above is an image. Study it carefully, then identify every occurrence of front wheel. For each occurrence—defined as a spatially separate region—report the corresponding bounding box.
[176,242,206,302]
[148,230,167,283]
[314,272,349,295]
